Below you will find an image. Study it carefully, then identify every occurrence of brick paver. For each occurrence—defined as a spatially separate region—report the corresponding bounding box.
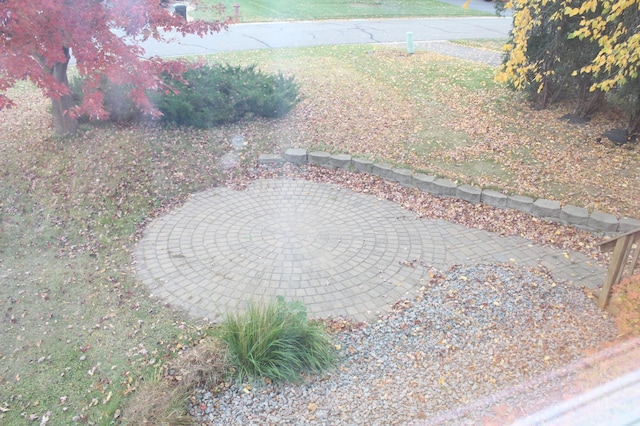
[135,179,604,322]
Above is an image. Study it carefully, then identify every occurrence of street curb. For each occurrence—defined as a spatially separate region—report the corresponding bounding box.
[259,149,639,234]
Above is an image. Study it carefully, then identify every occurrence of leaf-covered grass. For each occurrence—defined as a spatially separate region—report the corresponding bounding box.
[218,297,336,383]
[0,86,233,423]
[1,42,639,424]
[209,44,640,217]
[194,0,490,22]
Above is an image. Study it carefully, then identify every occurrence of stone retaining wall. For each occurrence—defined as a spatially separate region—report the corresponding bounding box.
[258,148,640,234]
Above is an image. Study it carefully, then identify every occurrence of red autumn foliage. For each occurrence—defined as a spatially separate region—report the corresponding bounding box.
[0,0,232,134]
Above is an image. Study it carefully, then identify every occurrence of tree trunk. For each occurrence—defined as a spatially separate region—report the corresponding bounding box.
[51,47,78,136]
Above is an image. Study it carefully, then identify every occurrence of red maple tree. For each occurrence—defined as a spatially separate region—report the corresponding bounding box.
[0,0,232,135]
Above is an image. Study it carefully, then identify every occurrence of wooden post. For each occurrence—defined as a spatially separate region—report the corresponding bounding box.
[629,244,640,277]
[597,227,640,309]
[598,236,632,309]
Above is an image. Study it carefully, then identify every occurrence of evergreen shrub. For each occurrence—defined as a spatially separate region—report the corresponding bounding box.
[157,64,300,128]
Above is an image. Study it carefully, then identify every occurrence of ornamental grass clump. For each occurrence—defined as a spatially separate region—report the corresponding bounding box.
[218,297,336,383]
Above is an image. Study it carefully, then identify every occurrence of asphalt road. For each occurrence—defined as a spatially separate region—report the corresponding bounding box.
[139,16,512,58]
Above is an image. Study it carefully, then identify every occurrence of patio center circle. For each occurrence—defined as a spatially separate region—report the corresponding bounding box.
[135,179,446,321]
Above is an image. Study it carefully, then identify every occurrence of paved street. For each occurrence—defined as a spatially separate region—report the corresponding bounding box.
[139,16,512,58]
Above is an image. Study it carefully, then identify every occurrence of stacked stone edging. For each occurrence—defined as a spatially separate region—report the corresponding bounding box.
[257,149,640,234]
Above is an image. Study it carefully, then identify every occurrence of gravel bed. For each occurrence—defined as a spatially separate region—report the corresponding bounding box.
[190,263,617,425]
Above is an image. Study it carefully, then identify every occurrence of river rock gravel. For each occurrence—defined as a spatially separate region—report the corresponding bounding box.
[189,263,617,425]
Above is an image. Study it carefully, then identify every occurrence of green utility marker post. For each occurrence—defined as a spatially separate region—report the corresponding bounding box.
[406,32,414,54]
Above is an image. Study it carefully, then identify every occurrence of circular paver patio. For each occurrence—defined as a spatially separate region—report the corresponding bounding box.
[135,179,605,322]
[135,179,447,321]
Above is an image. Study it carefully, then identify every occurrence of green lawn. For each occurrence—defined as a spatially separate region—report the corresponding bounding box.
[193,0,490,22]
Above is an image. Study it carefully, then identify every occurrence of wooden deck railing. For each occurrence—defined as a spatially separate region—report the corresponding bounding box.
[597,228,640,309]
